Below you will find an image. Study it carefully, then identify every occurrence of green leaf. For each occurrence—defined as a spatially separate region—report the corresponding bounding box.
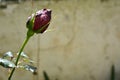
[111,64,115,80]
[2,51,14,59]
[29,59,35,64]
[17,52,29,58]
[23,64,37,73]
[23,59,35,64]
[0,58,16,68]
[43,71,50,80]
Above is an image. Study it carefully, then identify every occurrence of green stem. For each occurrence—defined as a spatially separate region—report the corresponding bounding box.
[8,36,31,80]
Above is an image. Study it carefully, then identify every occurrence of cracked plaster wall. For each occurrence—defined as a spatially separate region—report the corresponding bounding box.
[0,0,120,80]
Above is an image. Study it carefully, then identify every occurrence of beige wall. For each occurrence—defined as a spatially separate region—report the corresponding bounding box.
[0,0,120,80]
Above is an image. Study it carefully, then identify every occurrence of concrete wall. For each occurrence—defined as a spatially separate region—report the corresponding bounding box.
[0,0,120,80]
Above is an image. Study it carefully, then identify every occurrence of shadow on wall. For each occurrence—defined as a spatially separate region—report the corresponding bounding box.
[0,0,20,9]
[0,0,60,9]
[100,0,109,2]
[0,0,110,9]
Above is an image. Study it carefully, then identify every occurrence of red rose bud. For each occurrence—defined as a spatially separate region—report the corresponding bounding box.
[26,9,52,34]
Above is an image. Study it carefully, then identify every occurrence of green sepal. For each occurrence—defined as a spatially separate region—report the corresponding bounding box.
[27,30,34,38]
[26,14,35,31]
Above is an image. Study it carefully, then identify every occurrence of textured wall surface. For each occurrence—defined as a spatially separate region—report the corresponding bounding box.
[0,0,120,80]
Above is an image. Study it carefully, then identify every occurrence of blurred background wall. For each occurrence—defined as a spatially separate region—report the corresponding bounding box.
[0,0,120,80]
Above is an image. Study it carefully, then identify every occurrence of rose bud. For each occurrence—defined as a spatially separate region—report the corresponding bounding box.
[26,9,52,34]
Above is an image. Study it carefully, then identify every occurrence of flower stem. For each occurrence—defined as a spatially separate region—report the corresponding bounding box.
[8,36,31,80]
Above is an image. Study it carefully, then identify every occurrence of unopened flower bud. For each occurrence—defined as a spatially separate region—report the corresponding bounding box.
[26,9,52,34]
